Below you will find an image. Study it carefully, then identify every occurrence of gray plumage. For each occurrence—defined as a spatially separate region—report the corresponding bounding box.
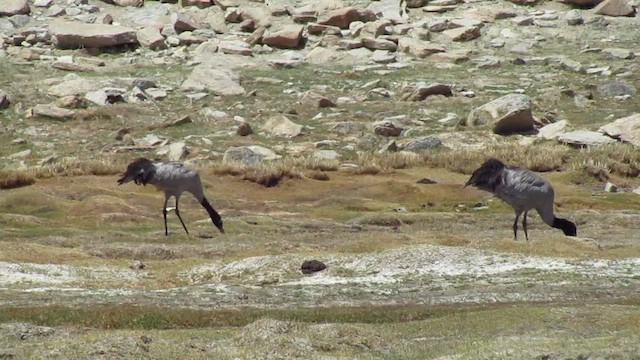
[465,158,577,240]
[118,158,224,235]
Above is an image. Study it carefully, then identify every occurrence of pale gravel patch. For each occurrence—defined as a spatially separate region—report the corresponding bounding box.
[184,244,640,287]
[0,261,143,287]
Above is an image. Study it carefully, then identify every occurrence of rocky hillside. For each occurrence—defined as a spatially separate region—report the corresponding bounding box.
[0,0,639,175]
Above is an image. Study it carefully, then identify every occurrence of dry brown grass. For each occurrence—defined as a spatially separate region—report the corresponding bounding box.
[307,171,330,181]
[0,169,36,189]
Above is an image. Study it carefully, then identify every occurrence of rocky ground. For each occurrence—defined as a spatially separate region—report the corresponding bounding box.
[1,0,640,358]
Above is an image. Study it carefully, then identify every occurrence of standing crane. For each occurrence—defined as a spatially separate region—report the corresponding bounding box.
[465,158,577,240]
[118,158,224,235]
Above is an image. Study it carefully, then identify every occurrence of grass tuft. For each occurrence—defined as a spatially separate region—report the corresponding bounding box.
[0,170,36,189]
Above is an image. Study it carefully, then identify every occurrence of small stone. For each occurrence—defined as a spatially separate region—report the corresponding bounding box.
[130,260,146,270]
[604,181,618,193]
[237,122,253,136]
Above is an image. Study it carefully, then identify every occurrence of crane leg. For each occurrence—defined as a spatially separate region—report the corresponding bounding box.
[162,196,169,236]
[174,196,189,235]
[522,211,529,241]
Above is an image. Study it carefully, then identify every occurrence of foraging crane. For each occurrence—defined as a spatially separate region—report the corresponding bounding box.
[117,158,224,236]
[464,158,577,240]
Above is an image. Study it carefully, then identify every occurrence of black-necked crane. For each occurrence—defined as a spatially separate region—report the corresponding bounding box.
[465,158,577,240]
[117,158,224,236]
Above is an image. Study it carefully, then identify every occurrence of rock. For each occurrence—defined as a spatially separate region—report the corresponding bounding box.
[263,115,303,138]
[181,0,212,8]
[0,0,30,16]
[443,26,481,41]
[55,94,86,109]
[137,26,166,50]
[403,135,443,152]
[237,122,253,136]
[47,75,110,97]
[8,149,31,159]
[373,121,403,137]
[166,141,188,160]
[602,48,635,59]
[558,0,603,6]
[181,65,245,96]
[594,0,635,16]
[604,181,618,192]
[557,130,617,146]
[218,40,252,55]
[300,259,327,274]
[33,0,54,7]
[84,88,126,106]
[317,6,362,29]
[223,145,281,164]
[50,22,138,49]
[262,25,304,48]
[112,0,144,6]
[402,83,452,101]
[566,9,584,25]
[599,113,640,146]
[30,104,75,120]
[367,0,408,23]
[597,82,637,98]
[171,12,199,32]
[333,121,365,134]
[466,94,535,135]
[538,120,569,140]
[362,37,397,51]
[300,92,335,108]
[314,150,340,160]
[0,89,9,110]
[397,37,445,58]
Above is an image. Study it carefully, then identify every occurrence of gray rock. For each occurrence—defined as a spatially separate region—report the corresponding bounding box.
[443,26,481,41]
[314,150,340,160]
[262,115,303,138]
[597,82,637,98]
[397,37,445,58]
[403,135,443,152]
[402,83,452,101]
[538,120,569,140]
[466,94,535,134]
[181,65,245,96]
[566,9,584,25]
[84,88,126,106]
[223,145,281,164]
[557,130,617,146]
[594,0,635,16]
[30,104,75,120]
[602,48,635,59]
[599,113,640,147]
[332,121,365,134]
[604,181,618,193]
[166,141,188,161]
[373,121,403,137]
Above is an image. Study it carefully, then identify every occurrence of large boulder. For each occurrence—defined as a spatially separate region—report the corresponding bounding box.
[594,0,635,16]
[0,0,30,16]
[50,22,138,49]
[262,25,304,48]
[466,94,535,134]
[599,113,640,146]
